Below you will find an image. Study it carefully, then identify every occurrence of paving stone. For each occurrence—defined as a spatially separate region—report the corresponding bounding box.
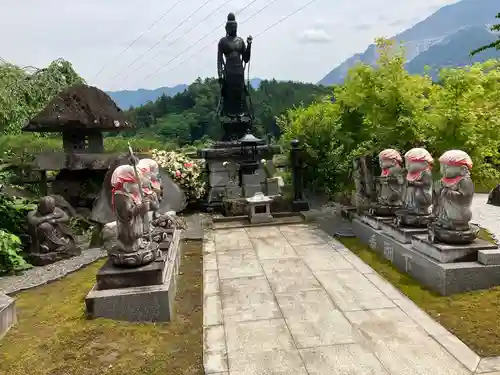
[280,227,328,246]
[294,243,354,272]
[364,272,405,301]
[204,294,222,327]
[300,344,389,374]
[345,308,470,375]
[225,318,296,354]
[204,270,220,296]
[476,356,500,373]
[220,276,281,322]
[217,249,263,280]
[315,269,395,311]
[229,349,308,375]
[204,325,228,373]
[204,240,216,254]
[245,226,283,238]
[215,228,253,251]
[275,289,357,348]
[251,237,299,260]
[433,331,480,372]
[341,252,375,274]
[261,258,322,294]
[204,252,218,272]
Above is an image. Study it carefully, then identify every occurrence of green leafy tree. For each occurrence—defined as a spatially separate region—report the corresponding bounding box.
[471,13,500,56]
[0,59,84,134]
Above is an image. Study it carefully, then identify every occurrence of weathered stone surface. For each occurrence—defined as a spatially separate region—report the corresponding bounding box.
[0,293,16,340]
[217,249,263,280]
[261,258,321,294]
[478,249,500,265]
[379,221,427,244]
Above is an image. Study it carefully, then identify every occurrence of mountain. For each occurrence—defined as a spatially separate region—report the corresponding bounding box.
[106,85,188,110]
[107,78,264,110]
[319,0,500,85]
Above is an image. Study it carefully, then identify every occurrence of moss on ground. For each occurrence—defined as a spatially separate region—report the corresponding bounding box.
[338,237,500,357]
[0,241,203,375]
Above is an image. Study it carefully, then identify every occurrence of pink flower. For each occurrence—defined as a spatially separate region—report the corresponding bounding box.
[175,170,181,177]
[184,163,193,168]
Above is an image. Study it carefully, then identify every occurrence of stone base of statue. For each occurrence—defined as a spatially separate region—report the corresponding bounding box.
[107,241,159,268]
[0,292,16,340]
[427,222,479,245]
[197,143,281,211]
[85,228,182,322]
[368,204,400,217]
[378,220,428,244]
[352,216,500,295]
[29,242,81,266]
[394,210,433,228]
[359,213,394,230]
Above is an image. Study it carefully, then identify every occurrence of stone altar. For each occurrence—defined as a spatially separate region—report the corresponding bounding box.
[247,192,273,224]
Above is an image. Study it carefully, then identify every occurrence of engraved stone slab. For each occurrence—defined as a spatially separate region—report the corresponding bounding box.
[412,234,498,263]
[379,221,427,244]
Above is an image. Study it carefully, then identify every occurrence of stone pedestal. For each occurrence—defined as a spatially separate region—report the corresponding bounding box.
[247,194,273,224]
[352,218,500,295]
[29,245,82,266]
[198,144,281,210]
[0,293,16,340]
[359,214,393,230]
[412,234,497,263]
[379,221,427,244]
[85,229,182,322]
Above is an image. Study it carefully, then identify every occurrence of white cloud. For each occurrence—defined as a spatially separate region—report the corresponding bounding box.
[298,28,332,43]
[0,0,459,89]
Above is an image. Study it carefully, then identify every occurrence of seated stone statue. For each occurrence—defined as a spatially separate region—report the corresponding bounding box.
[27,196,79,265]
[369,149,404,216]
[395,148,433,227]
[429,150,478,244]
[108,164,159,267]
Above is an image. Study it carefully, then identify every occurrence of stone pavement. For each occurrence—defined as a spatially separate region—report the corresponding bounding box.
[203,224,500,375]
[472,194,500,242]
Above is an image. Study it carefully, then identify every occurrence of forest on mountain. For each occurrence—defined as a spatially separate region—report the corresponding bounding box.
[121,78,331,147]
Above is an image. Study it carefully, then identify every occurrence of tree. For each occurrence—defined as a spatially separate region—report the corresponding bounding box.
[471,13,500,56]
[0,59,84,134]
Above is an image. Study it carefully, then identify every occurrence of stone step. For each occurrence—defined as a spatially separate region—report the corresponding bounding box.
[0,293,16,340]
[478,249,500,265]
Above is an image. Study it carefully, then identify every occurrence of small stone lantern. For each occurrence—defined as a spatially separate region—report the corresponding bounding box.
[246,192,273,224]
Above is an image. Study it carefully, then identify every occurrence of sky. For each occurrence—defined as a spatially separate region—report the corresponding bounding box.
[1,0,460,91]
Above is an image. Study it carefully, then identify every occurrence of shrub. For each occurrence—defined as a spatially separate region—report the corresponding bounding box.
[151,149,206,201]
[0,230,30,274]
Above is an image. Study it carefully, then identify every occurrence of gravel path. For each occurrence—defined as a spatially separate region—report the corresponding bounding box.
[0,248,106,295]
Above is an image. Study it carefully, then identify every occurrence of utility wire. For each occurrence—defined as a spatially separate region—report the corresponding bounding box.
[110,0,215,82]
[121,0,235,82]
[93,0,182,78]
[139,0,278,84]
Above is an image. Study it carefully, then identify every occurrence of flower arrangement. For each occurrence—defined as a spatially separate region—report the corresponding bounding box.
[151,149,206,201]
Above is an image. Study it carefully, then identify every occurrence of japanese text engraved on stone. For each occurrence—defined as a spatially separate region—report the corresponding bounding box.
[383,242,394,262]
[369,234,377,250]
[403,254,412,272]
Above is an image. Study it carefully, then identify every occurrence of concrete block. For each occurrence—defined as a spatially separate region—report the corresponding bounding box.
[358,214,393,230]
[0,293,16,340]
[478,249,500,265]
[352,219,500,295]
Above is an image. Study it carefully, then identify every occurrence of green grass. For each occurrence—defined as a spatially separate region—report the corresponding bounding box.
[338,236,500,357]
[0,241,203,375]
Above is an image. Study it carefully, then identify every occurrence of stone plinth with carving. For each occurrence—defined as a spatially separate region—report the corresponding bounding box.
[246,192,273,224]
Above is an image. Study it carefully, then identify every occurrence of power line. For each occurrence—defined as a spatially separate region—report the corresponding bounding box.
[93,0,182,79]
[139,0,278,84]
[120,0,235,82]
[110,0,215,82]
